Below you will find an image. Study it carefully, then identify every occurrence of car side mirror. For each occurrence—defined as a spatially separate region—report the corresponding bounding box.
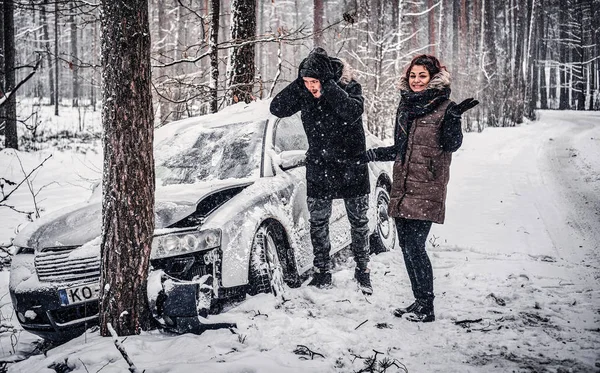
[275,150,306,171]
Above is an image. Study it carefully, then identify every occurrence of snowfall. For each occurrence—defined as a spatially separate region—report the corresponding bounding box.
[0,103,598,373]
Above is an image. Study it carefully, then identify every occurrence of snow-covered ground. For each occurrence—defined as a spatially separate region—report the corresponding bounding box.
[0,109,598,372]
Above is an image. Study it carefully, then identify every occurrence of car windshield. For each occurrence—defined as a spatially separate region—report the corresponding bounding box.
[155,120,266,185]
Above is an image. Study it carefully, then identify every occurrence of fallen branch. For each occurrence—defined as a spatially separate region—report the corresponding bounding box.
[251,310,268,319]
[107,323,142,373]
[354,319,368,330]
[454,319,483,326]
[293,344,325,360]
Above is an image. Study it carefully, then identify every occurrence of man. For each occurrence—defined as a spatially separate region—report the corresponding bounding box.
[270,47,372,294]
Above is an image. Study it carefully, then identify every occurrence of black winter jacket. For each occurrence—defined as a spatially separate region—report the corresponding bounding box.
[270,77,369,199]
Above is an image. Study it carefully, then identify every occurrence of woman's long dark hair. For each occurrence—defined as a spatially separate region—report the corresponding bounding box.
[404,54,447,81]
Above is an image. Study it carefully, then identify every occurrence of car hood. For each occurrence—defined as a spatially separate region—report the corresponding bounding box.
[13,179,254,250]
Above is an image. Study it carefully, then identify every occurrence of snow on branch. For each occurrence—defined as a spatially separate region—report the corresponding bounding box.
[107,323,142,373]
[0,59,41,108]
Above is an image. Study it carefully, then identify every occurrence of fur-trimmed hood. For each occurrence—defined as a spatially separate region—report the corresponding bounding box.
[335,58,355,85]
[399,69,451,91]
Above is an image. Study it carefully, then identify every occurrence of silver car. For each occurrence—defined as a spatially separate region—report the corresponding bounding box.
[9,100,396,341]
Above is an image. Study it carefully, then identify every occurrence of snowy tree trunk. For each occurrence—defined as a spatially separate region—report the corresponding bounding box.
[227,0,256,104]
[537,0,548,109]
[54,0,59,115]
[3,0,18,149]
[99,0,155,337]
[209,0,219,113]
[558,2,569,110]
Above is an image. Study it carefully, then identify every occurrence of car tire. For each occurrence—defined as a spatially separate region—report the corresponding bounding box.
[370,186,397,254]
[248,222,291,297]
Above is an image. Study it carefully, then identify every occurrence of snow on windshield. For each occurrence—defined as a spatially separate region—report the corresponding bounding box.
[154,120,266,185]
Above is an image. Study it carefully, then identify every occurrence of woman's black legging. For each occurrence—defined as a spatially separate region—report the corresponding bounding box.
[395,218,434,301]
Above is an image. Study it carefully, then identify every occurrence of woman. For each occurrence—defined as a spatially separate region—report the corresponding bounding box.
[365,55,478,322]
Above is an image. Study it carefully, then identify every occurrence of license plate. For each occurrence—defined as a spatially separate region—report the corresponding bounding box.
[58,283,100,306]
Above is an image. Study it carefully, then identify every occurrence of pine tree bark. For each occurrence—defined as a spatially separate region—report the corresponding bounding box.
[313,0,324,47]
[54,0,59,115]
[41,0,55,107]
[3,0,18,149]
[228,0,256,104]
[70,1,79,107]
[100,0,155,337]
[428,0,436,55]
[209,0,220,113]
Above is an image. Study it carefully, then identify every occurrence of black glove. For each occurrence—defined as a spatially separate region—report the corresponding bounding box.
[366,149,377,162]
[311,53,334,82]
[448,98,480,117]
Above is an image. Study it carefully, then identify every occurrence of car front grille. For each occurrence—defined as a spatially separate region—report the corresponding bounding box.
[35,247,100,283]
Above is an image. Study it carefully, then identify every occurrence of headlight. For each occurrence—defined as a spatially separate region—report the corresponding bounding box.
[151,229,221,259]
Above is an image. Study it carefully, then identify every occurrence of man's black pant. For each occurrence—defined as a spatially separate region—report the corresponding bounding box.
[395,218,434,301]
[307,195,370,272]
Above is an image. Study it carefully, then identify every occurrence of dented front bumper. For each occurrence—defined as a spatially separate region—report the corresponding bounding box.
[147,270,236,334]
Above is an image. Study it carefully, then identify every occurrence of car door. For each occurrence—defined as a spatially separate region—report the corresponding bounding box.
[272,114,350,273]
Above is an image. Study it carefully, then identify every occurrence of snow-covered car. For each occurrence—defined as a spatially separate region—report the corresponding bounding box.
[9,100,396,341]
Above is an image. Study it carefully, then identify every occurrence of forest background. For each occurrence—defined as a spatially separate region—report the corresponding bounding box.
[1,0,599,151]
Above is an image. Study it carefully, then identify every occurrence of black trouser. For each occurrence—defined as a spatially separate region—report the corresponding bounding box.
[307,195,370,272]
[395,218,434,301]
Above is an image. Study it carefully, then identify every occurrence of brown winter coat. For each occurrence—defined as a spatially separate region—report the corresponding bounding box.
[388,99,453,224]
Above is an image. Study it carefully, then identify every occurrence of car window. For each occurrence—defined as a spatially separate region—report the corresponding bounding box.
[273,113,308,152]
[155,120,266,185]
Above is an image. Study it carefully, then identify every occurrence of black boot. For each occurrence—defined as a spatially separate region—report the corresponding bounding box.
[354,268,373,295]
[405,298,435,323]
[308,269,332,289]
[392,301,418,317]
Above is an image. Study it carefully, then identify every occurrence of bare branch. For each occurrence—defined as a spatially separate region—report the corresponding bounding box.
[0,154,53,207]
[0,58,41,108]
[107,323,142,373]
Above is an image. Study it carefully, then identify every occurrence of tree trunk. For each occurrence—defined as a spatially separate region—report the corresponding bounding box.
[0,0,4,130]
[100,0,155,337]
[41,0,55,106]
[157,0,170,124]
[558,1,569,109]
[228,0,256,104]
[209,0,220,113]
[537,0,547,109]
[91,19,97,111]
[313,0,324,47]
[428,0,436,55]
[574,0,586,110]
[592,0,598,110]
[54,0,59,115]
[70,1,79,107]
[3,0,18,149]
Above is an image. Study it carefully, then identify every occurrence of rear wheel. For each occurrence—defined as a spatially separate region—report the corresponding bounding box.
[370,186,397,254]
[248,223,296,296]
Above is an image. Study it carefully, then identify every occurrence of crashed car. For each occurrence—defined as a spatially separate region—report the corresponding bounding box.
[9,100,396,341]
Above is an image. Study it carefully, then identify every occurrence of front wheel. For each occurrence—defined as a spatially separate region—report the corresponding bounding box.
[248,223,288,297]
[370,186,397,254]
